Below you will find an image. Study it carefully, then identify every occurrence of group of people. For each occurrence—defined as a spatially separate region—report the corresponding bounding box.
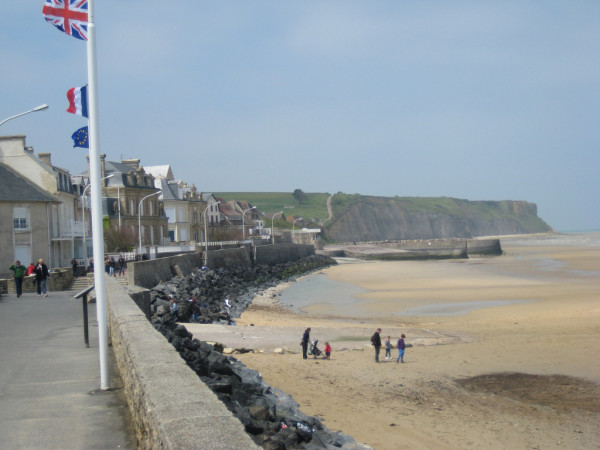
[9,259,50,298]
[300,328,332,360]
[104,255,127,277]
[371,328,406,363]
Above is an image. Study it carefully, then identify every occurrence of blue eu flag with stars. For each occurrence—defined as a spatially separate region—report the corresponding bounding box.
[72,126,89,148]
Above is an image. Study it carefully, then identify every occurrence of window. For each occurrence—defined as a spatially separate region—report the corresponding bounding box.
[13,207,30,230]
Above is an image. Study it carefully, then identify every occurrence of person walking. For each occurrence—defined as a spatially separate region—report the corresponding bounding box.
[9,260,27,298]
[371,328,382,362]
[71,257,78,278]
[118,254,126,276]
[109,257,116,277]
[34,258,49,297]
[396,334,406,363]
[301,328,311,360]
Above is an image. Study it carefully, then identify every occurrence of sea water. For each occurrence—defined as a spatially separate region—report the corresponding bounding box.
[278,231,600,317]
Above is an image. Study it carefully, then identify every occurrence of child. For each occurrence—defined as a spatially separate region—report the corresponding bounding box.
[384,336,392,359]
[396,334,406,363]
[324,342,332,360]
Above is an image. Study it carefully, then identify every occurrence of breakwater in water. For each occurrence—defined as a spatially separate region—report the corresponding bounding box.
[320,238,502,260]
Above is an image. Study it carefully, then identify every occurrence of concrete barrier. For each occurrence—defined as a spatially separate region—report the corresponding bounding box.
[105,276,259,449]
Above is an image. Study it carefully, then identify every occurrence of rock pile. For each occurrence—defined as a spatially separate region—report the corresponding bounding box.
[152,319,369,449]
[149,255,337,324]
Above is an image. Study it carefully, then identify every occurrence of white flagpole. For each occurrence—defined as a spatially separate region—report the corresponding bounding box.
[86,0,110,390]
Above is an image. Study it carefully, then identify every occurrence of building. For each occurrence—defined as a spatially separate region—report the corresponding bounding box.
[0,135,80,269]
[0,163,59,276]
[145,165,220,244]
[75,156,169,255]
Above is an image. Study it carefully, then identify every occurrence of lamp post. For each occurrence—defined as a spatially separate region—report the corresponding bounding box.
[203,200,220,266]
[81,174,113,270]
[138,190,161,259]
[293,217,303,232]
[0,104,49,127]
[271,211,283,245]
[242,206,256,240]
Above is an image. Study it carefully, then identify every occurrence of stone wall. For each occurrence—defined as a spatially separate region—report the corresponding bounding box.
[105,276,259,449]
[128,253,204,289]
[254,244,315,265]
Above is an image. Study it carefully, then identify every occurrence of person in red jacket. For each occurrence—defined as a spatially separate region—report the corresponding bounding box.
[324,342,332,360]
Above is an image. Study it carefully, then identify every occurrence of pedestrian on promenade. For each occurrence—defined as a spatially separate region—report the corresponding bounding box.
[301,327,311,359]
[384,335,392,359]
[371,328,382,362]
[109,257,116,276]
[118,254,126,276]
[9,260,27,298]
[396,334,406,363]
[34,258,49,297]
[71,257,78,278]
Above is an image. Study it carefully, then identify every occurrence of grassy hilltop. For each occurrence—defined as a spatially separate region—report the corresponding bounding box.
[214,192,553,241]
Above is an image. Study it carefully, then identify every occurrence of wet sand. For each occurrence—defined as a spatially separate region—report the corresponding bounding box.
[231,238,600,449]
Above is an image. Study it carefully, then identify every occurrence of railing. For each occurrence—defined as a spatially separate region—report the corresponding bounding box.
[51,220,89,239]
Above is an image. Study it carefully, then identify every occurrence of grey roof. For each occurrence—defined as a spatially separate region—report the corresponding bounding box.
[0,163,57,203]
[156,178,180,201]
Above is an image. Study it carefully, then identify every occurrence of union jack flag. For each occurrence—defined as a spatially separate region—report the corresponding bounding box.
[42,0,89,41]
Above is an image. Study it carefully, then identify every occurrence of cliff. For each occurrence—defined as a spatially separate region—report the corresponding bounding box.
[323,195,552,242]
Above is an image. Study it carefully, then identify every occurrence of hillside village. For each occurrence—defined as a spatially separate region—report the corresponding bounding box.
[0,135,313,277]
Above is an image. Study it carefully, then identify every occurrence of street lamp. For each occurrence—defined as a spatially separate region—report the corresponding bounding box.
[0,104,49,127]
[293,217,303,231]
[138,190,161,258]
[271,211,283,245]
[81,174,113,270]
[242,206,256,240]
[203,200,221,266]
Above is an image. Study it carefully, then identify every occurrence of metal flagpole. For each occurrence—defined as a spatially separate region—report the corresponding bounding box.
[86,0,110,390]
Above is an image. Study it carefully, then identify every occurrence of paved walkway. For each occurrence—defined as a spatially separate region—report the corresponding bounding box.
[0,290,136,449]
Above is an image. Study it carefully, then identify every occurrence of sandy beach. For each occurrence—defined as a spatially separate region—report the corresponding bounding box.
[190,234,600,449]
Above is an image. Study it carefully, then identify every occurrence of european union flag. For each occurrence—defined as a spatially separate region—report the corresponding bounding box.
[72,126,89,148]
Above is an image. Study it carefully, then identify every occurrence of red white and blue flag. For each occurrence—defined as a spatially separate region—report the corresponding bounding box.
[66,85,88,118]
[42,0,89,41]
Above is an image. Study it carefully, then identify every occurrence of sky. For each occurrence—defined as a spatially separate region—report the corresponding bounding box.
[2,1,599,232]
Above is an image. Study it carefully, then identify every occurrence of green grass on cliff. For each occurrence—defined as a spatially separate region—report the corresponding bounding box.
[214,192,331,222]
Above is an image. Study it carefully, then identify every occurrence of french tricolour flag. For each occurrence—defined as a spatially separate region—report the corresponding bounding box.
[66,85,88,118]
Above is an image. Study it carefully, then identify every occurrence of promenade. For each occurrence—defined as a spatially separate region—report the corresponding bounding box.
[0,289,136,449]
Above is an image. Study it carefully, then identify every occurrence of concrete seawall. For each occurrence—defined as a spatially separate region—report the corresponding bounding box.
[106,276,259,449]
[129,245,316,289]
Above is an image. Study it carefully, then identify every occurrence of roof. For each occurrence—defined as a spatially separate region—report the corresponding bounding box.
[154,178,180,201]
[0,163,57,203]
[144,165,174,180]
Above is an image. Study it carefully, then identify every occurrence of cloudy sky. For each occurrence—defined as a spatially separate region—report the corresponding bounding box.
[2,1,599,231]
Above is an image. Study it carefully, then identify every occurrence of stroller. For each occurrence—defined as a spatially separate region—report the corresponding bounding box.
[308,339,322,359]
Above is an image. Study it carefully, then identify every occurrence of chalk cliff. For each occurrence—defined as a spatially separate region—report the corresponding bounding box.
[322,195,552,242]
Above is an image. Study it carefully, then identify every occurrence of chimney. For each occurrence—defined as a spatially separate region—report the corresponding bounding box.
[100,154,106,180]
[121,158,140,170]
[38,152,52,167]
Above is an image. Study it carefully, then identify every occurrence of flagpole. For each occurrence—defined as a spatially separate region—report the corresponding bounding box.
[86,0,110,390]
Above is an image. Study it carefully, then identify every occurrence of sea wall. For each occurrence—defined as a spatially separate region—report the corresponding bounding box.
[254,244,315,265]
[105,276,259,449]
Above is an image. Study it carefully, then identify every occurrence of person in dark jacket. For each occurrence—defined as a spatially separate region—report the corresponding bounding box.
[34,258,50,297]
[9,260,27,298]
[301,328,311,360]
[396,334,406,363]
[371,328,382,362]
